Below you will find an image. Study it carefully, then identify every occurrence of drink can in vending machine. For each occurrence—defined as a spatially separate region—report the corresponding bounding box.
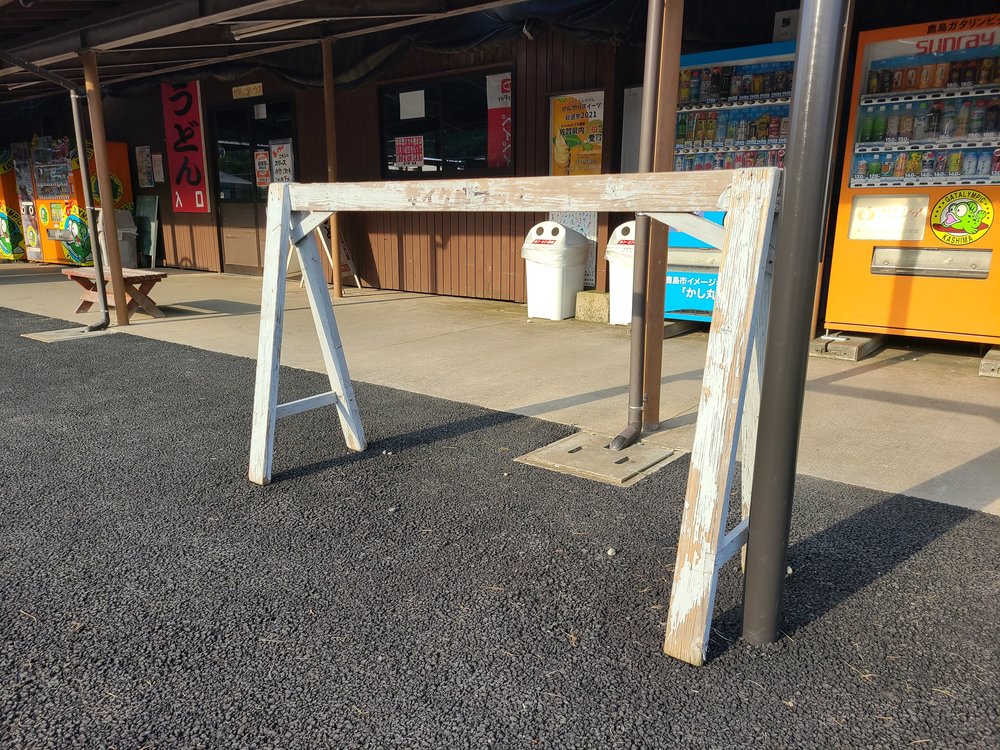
[744,151,756,168]
[921,151,935,177]
[767,150,778,167]
[776,149,785,169]
[867,66,880,94]
[853,155,866,178]
[907,152,922,177]
[720,67,733,99]
[769,114,781,142]
[933,61,949,89]
[734,151,745,168]
[978,151,993,176]
[992,148,1000,176]
[947,150,963,175]
[962,151,978,176]
[689,68,701,102]
[894,152,908,177]
[879,66,893,92]
[904,65,919,91]
[935,152,948,176]
[701,68,713,100]
[742,72,753,97]
[679,69,691,103]
[723,152,735,170]
[675,155,686,171]
[713,153,725,170]
[919,64,935,89]
[891,67,904,91]
[730,68,743,98]
[716,111,730,146]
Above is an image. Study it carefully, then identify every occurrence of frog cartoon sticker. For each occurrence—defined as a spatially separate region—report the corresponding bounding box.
[0,205,25,260]
[61,204,91,264]
[930,190,993,246]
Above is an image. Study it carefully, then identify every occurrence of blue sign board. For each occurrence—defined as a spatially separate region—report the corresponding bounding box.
[664,270,718,322]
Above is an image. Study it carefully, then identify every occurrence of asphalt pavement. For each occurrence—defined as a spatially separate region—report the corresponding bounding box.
[1,307,997,749]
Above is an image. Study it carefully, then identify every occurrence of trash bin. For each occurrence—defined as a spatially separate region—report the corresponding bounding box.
[520,221,589,320]
[96,208,139,269]
[606,220,636,326]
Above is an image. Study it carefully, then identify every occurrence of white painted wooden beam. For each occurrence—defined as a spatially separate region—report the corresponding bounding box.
[286,171,755,214]
[276,391,339,419]
[647,212,726,249]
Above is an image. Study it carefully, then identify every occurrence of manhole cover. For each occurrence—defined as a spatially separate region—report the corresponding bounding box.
[516,432,678,486]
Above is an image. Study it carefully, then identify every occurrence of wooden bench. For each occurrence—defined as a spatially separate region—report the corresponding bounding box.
[62,266,169,320]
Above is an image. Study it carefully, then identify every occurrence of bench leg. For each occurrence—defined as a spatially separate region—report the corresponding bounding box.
[74,279,97,313]
[124,281,166,319]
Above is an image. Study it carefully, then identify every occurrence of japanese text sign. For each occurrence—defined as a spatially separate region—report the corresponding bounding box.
[160,81,210,213]
[269,139,294,183]
[394,136,424,168]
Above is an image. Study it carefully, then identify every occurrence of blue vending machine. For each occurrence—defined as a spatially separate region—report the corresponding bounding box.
[666,41,796,321]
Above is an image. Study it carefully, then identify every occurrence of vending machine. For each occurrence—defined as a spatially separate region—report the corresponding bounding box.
[666,41,796,321]
[30,137,133,266]
[824,15,999,345]
[0,145,25,261]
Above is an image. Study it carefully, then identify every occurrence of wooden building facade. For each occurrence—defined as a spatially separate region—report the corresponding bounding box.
[101,30,643,302]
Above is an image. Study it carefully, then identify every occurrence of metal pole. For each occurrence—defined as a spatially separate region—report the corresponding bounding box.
[742,0,854,644]
[70,92,110,332]
[322,38,343,298]
[80,49,129,327]
[641,0,684,432]
[610,0,664,452]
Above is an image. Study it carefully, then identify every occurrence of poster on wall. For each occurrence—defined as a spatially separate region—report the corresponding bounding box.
[160,81,210,213]
[151,153,165,184]
[269,139,294,183]
[486,72,513,168]
[135,146,154,188]
[549,91,604,176]
[394,136,425,169]
[254,150,272,187]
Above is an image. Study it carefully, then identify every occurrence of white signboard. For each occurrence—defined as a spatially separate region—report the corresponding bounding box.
[269,139,294,183]
[399,90,425,120]
[848,194,929,241]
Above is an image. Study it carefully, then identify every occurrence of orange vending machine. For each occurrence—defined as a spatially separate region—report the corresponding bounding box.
[0,145,25,261]
[824,15,999,346]
[31,138,133,266]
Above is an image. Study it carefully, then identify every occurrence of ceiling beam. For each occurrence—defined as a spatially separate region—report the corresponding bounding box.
[1,0,310,77]
[328,0,531,39]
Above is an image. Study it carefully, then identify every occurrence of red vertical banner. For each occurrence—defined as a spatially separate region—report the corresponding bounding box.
[160,81,210,213]
[486,72,512,169]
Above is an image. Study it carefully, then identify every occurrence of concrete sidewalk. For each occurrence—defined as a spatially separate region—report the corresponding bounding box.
[2,261,998,513]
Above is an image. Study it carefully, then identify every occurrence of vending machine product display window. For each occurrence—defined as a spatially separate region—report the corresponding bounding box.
[666,41,795,321]
[825,15,999,345]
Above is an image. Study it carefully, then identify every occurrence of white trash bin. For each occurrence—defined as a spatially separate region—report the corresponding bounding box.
[605,220,636,326]
[97,208,139,269]
[520,221,589,320]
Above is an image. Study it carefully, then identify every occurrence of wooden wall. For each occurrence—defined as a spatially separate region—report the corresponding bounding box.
[105,88,222,272]
[336,31,629,301]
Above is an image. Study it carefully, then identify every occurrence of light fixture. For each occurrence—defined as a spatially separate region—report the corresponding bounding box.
[230,19,324,41]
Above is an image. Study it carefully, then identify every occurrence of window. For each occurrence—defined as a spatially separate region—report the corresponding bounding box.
[380,70,513,178]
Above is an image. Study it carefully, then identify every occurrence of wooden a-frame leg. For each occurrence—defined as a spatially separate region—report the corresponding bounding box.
[249,184,292,486]
[663,169,780,666]
[739,242,774,571]
[296,230,366,452]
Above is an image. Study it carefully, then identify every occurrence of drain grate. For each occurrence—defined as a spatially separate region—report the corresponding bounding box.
[21,328,117,344]
[516,432,678,486]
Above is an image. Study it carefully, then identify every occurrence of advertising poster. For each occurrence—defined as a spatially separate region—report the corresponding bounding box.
[135,145,154,189]
[269,139,294,183]
[254,149,272,187]
[486,72,513,168]
[394,136,425,169]
[160,81,210,213]
[549,91,604,176]
[151,153,165,184]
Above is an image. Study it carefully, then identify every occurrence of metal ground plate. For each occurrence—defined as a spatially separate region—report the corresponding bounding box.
[516,432,678,486]
[21,328,117,344]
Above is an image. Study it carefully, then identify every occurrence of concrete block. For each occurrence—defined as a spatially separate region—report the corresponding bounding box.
[980,347,1000,378]
[575,290,609,323]
[809,333,885,362]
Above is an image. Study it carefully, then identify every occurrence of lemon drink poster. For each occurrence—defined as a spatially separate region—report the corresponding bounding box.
[550,92,604,176]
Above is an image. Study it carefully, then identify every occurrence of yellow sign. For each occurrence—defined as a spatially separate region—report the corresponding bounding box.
[233,83,264,99]
[550,92,603,176]
[930,189,993,246]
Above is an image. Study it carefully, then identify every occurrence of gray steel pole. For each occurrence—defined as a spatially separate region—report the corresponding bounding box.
[610,0,663,451]
[742,0,854,644]
[70,91,110,331]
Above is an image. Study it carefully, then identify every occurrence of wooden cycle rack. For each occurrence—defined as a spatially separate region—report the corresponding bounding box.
[249,169,781,666]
